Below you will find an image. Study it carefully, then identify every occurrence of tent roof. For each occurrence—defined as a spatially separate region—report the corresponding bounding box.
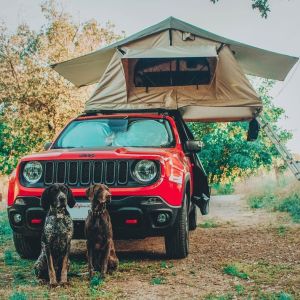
[52,17,298,87]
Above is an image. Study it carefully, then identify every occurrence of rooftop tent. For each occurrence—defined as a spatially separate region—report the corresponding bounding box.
[52,17,299,122]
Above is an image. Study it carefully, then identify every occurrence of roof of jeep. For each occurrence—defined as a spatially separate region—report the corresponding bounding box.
[76,113,167,120]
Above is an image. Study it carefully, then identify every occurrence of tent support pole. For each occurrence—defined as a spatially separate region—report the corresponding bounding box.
[169,29,173,46]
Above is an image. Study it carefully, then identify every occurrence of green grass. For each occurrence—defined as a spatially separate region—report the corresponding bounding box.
[9,291,28,300]
[256,291,293,300]
[0,211,12,243]
[204,293,234,300]
[223,264,249,280]
[212,183,235,195]
[150,276,166,285]
[234,284,245,295]
[248,183,300,223]
[198,219,219,228]
[277,193,300,222]
[277,225,287,237]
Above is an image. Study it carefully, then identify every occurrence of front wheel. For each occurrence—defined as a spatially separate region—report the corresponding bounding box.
[164,194,189,259]
[13,232,41,259]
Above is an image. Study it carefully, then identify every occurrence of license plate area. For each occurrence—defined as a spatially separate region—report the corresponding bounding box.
[67,200,90,221]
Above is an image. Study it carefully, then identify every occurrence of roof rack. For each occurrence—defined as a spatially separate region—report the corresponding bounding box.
[80,108,180,116]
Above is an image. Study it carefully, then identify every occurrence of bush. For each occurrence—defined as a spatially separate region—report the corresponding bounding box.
[277,193,300,223]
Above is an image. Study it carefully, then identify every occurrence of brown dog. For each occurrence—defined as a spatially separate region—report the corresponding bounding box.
[85,184,119,278]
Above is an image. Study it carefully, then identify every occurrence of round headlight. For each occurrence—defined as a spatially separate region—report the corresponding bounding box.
[132,160,158,184]
[23,161,43,184]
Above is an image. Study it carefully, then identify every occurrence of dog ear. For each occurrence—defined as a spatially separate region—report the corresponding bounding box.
[86,186,92,201]
[41,187,51,211]
[66,185,76,208]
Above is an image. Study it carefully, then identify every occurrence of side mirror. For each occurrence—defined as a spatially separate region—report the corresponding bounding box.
[185,140,203,153]
[247,118,260,141]
[44,141,52,151]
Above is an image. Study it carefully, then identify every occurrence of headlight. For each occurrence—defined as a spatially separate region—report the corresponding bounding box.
[23,161,43,184]
[132,160,158,184]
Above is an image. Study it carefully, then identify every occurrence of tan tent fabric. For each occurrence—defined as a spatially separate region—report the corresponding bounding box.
[51,17,298,121]
[86,31,262,121]
[122,45,217,59]
[52,17,298,87]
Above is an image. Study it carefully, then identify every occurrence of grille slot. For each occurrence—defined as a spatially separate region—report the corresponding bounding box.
[105,161,116,185]
[118,161,128,184]
[93,161,103,183]
[44,162,54,184]
[81,161,91,185]
[68,161,78,185]
[56,162,66,183]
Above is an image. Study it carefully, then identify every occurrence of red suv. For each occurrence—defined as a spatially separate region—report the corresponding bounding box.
[7,109,210,259]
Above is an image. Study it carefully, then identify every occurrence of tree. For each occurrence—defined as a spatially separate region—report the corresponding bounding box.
[0,0,122,174]
[188,79,292,184]
[210,0,271,18]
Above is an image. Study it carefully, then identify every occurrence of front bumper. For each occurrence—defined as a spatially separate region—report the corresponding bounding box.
[7,196,180,239]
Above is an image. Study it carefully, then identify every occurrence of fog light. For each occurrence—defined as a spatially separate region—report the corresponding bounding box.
[157,213,170,224]
[14,198,26,205]
[13,213,22,224]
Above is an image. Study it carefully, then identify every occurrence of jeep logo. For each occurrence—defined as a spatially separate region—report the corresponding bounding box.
[79,153,95,158]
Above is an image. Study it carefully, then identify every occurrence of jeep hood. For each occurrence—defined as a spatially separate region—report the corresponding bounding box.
[21,147,181,162]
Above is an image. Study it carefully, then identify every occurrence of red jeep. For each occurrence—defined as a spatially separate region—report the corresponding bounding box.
[7,109,210,259]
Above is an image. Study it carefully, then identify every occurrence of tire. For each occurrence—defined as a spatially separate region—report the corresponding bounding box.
[165,194,189,259]
[189,205,197,231]
[13,232,41,259]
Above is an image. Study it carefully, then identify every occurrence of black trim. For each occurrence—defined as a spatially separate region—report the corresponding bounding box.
[8,196,180,240]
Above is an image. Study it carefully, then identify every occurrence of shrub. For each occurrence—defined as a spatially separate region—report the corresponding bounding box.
[277,193,300,223]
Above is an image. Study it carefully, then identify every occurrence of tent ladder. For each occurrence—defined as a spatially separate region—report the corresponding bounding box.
[257,116,300,181]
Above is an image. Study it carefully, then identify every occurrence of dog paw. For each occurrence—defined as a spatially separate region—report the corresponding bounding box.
[49,282,58,288]
[60,281,69,287]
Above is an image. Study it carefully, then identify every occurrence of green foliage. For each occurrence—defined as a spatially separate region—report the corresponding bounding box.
[189,79,291,184]
[248,184,300,223]
[9,291,27,300]
[198,219,219,228]
[257,291,293,300]
[223,265,249,279]
[277,193,300,223]
[210,0,271,18]
[4,250,14,266]
[212,183,234,195]
[90,275,104,288]
[234,284,245,295]
[0,211,12,243]
[204,293,234,300]
[248,194,276,209]
[277,225,287,237]
[150,276,166,285]
[0,0,122,175]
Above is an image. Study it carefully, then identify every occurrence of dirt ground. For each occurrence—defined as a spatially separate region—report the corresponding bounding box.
[1,194,299,299]
[70,195,300,299]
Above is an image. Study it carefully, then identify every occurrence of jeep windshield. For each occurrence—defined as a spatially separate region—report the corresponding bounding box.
[53,118,175,149]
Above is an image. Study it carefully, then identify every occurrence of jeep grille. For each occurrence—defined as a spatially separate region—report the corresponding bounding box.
[43,160,129,187]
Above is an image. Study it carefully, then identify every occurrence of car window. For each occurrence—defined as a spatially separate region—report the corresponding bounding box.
[54,118,174,149]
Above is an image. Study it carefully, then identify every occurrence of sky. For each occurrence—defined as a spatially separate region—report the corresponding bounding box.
[0,0,299,153]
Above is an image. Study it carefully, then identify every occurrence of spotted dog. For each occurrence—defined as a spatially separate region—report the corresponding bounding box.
[34,184,76,286]
[85,184,119,278]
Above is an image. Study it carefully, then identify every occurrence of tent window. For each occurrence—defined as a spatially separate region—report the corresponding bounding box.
[134,57,211,87]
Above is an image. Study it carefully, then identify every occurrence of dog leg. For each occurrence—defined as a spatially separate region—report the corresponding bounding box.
[60,252,69,285]
[87,241,94,279]
[45,248,57,286]
[100,243,110,278]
